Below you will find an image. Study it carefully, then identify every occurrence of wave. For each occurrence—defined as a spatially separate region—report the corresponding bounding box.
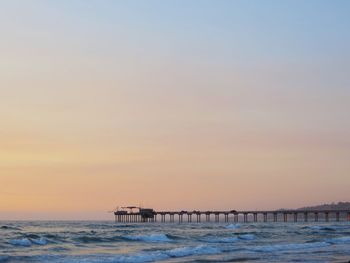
[9,238,32,247]
[251,235,350,252]
[75,235,127,243]
[113,252,169,262]
[31,245,221,263]
[114,224,140,228]
[24,234,41,239]
[83,223,139,229]
[166,245,220,257]
[0,225,21,231]
[0,256,9,263]
[31,237,48,245]
[108,245,220,263]
[251,241,330,252]
[304,225,340,231]
[203,234,256,243]
[325,236,350,244]
[9,237,48,247]
[204,236,240,243]
[123,233,172,242]
[76,236,110,243]
[224,224,241,229]
[239,234,256,240]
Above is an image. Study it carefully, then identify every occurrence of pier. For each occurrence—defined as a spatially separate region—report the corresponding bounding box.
[114,208,350,223]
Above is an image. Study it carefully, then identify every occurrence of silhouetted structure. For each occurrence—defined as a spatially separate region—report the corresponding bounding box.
[114,207,350,223]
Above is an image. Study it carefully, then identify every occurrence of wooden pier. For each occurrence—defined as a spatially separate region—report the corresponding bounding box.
[114,209,350,223]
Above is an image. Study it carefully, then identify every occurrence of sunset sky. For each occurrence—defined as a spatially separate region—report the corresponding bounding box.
[1,0,350,220]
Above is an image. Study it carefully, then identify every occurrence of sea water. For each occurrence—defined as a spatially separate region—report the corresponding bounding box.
[0,221,349,262]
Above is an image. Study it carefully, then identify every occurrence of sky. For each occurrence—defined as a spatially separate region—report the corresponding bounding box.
[0,0,350,220]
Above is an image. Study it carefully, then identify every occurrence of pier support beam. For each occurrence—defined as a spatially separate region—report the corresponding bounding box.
[314,212,318,222]
[215,214,219,222]
[263,213,267,222]
[253,213,257,222]
[206,214,210,222]
[336,212,340,222]
[273,213,277,222]
[187,214,192,222]
[304,212,308,222]
[243,213,248,222]
[294,213,298,222]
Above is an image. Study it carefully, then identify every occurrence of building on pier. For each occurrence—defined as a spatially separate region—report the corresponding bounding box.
[114,207,155,222]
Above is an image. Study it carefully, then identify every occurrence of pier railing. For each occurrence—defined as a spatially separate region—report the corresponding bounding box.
[114,210,350,223]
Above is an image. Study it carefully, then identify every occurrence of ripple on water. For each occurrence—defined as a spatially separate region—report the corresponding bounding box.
[123,233,172,242]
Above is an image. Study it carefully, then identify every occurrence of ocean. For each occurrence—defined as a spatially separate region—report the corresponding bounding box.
[0,221,349,262]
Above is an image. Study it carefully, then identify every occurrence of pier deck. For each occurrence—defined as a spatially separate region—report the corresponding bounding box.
[114,209,350,223]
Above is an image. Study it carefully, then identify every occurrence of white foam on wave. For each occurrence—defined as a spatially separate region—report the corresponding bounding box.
[124,233,171,242]
[224,224,241,229]
[252,241,330,252]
